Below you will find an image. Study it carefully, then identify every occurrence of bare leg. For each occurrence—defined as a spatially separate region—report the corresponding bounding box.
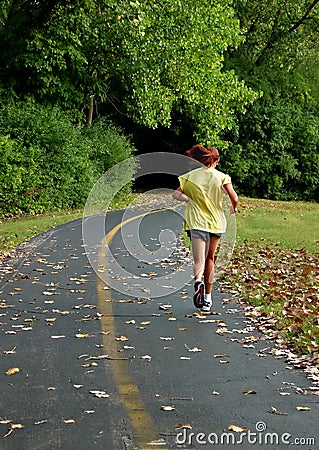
[204,236,221,294]
[191,237,206,280]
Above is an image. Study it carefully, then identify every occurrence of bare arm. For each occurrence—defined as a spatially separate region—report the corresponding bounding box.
[223,183,238,214]
[172,187,189,202]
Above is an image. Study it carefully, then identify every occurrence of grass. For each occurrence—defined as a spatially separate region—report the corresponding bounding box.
[221,197,319,356]
[1,195,318,357]
[0,210,83,253]
[0,194,136,254]
[237,197,319,252]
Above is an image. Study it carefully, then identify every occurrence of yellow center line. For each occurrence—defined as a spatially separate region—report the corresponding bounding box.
[97,209,169,449]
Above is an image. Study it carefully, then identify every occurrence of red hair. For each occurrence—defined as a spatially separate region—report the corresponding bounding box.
[186,144,220,167]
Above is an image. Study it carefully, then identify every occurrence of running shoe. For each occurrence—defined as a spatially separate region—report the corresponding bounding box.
[202,300,212,312]
[193,280,205,308]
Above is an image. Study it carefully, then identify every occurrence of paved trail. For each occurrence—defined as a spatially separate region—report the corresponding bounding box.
[0,201,318,449]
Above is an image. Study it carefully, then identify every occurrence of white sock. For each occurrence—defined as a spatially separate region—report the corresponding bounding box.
[204,293,212,303]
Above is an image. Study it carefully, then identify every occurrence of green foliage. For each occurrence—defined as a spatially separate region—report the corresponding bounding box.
[1,0,319,201]
[223,0,319,201]
[222,92,319,200]
[0,0,257,145]
[0,101,135,216]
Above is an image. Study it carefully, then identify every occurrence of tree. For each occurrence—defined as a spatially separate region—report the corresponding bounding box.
[221,0,319,200]
[0,0,257,145]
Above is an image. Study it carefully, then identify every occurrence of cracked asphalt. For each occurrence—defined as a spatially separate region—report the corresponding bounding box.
[0,205,318,449]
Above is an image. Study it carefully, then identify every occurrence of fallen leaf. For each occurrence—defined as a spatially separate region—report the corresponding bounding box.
[115,335,128,341]
[296,406,311,411]
[11,423,24,429]
[215,327,229,334]
[159,304,171,310]
[176,423,192,430]
[3,347,16,355]
[269,407,288,415]
[141,355,152,361]
[75,333,89,338]
[2,429,13,438]
[89,390,110,398]
[243,390,257,395]
[63,419,75,424]
[5,367,20,376]
[228,425,248,432]
[34,420,48,425]
[140,321,151,326]
[185,345,201,352]
[161,405,175,411]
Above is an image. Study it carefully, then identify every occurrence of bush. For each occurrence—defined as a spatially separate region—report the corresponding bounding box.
[0,101,135,216]
[222,94,319,201]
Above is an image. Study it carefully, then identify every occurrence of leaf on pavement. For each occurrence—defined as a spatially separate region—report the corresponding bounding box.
[3,347,16,355]
[5,367,20,376]
[185,345,201,352]
[141,355,152,361]
[228,424,248,432]
[75,333,90,338]
[63,419,75,424]
[243,390,257,395]
[0,419,11,425]
[11,423,24,429]
[176,423,192,430]
[296,406,311,411]
[115,335,128,341]
[89,390,110,398]
[159,304,171,310]
[161,405,175,411]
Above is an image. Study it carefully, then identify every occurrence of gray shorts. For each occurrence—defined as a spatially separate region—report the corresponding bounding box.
[187,229,224,242]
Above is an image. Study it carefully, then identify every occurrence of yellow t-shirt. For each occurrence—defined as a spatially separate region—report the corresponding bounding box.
[179,167,231,234]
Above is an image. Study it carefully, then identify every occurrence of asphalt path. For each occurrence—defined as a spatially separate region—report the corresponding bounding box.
[0,205,318,450]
